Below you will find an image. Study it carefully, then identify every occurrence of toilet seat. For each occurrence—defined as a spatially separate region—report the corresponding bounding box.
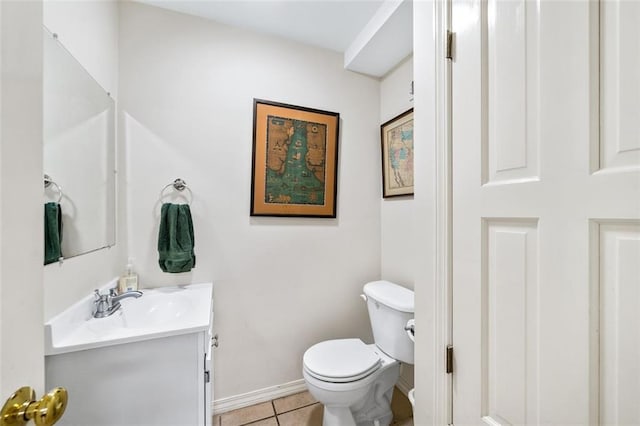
[303,339,381,383]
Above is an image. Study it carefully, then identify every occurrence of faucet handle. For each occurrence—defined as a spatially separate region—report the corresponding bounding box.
[109,288,118,297]
[94,289,101,300]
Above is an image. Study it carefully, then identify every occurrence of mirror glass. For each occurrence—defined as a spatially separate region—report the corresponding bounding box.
[43,28,116,261]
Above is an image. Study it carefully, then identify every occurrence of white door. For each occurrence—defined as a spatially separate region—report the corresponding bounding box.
[0,0,46,400]
[451,0,640,424]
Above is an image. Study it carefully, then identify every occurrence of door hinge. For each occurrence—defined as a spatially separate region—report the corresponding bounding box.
[446,31,455,60]
[205,370,210,383]
[446,345,454,374]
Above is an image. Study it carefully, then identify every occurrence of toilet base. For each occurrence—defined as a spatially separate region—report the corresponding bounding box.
[323,406,357,426]
[322,400,393,426]
[314,362,399,426]
[350,381,395,426]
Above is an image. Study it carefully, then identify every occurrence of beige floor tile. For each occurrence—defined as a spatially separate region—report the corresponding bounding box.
[212,414,221,426]
[391,387,414,421]
[246,417,278,426]
[273,391,317,414]
[277,402,323,426]
[220,402,275,426]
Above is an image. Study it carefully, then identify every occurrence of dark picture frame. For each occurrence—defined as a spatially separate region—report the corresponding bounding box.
[381,108,414,198]
[250,99,340,217]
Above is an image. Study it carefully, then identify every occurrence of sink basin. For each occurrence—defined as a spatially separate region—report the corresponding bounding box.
[45,282,213,355]
[120,288,194,328]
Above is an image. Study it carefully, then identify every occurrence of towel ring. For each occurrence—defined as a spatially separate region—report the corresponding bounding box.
[44,174,63,204]
[160,178,192,205]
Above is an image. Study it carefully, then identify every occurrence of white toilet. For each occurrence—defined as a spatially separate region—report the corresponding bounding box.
[302,280,414,426]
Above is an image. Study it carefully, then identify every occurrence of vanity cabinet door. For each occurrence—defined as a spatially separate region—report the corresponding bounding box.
[46,333,204,425]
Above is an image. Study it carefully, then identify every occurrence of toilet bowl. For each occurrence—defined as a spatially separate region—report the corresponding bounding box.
[303,339,400,426]
[302,281,414,426]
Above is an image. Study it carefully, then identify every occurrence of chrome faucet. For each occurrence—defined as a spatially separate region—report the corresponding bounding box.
[92,288,143,318]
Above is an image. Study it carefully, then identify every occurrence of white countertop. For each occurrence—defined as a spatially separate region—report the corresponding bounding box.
[45,282,213,356]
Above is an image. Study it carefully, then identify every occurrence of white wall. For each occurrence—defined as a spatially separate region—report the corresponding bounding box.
[43,0,125,320]
[43,0,118,97]
[0,0,45,396]
[119,2,382,399]
[380,56,415,392]
[380,57,414,286]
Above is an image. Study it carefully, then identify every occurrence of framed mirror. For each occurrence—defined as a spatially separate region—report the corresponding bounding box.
[43,28,116,263]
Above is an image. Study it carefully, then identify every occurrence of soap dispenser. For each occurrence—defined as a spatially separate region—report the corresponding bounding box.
[118,258,139,293]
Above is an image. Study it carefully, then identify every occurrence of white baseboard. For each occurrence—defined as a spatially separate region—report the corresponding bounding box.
[213,379,308,415]
[213,376,414,415]
[396,376,413,396]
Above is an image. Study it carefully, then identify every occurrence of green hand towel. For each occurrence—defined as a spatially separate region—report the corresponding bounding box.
[44,202,62,265]
[158,203,196,273]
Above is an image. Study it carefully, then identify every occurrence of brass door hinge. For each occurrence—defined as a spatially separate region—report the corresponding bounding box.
[446,31,455,60]
[446,345,454,374]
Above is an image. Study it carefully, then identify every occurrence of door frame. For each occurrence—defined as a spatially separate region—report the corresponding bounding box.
[413,0,453,424]
[436,0,454,423]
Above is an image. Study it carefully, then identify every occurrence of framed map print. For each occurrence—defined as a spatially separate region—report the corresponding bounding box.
[381,108,414,198]
[251,99,340,217]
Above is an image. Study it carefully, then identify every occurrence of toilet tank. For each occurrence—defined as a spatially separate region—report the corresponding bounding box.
[363,280,414,364]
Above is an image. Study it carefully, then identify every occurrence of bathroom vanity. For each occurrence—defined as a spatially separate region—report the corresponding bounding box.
[44,282,214,426]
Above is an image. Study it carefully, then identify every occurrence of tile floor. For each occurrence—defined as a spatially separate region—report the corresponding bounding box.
[213,387,413,426]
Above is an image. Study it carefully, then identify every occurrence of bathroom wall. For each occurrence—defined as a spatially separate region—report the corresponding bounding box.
[43,0,118,96]
[380,57,414,287]
[42,0,126,320]
[379,57,415,391]
[119,1,382,400]
[0,0,45,396]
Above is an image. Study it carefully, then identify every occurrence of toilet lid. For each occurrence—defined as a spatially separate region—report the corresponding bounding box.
[303,339,381,383]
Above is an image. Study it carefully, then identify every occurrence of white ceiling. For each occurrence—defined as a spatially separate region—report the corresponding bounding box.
[136,0,413,78]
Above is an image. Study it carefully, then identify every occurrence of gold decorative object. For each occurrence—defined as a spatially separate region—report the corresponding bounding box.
[1,386,67,426]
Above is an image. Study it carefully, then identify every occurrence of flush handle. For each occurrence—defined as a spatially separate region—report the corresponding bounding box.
[404,319,415,342]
